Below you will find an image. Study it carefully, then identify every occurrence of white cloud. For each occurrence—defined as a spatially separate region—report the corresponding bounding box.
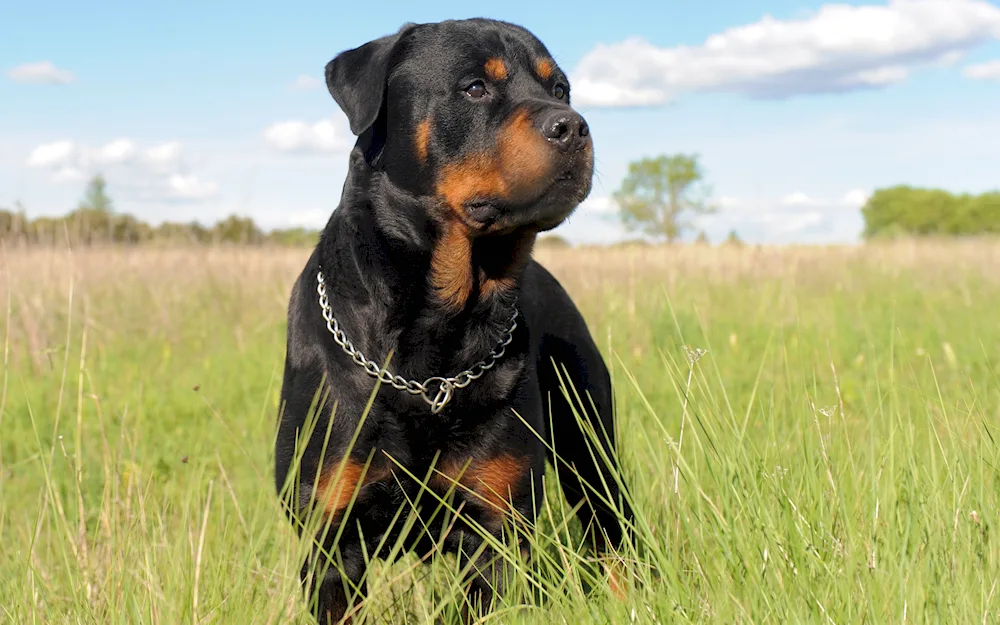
[94,139,137,164]
[25,138,218,203]
[777,190,871,208]
[286,209,329,228]
[843,188,872,207]
[935,50,965,66]
[735,189,869,212]
[290,74,323,91]
[714,196,746,210]
[696,188,870,243]
[52,166,87,184]
[146,141,184,165]
[7,61,76,85]
[579,195,617,215]
[263,115,352,153]
[27,140,75,167]
[963,59,1000,80]
[778,211,825,234]
[168,175,218,200]
[556,210,628,245]
[28,138,162,170]
[571,0,1000,107]
[780,191,820,206]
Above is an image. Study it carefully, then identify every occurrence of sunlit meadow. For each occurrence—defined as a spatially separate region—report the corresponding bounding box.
[2,239,999,623]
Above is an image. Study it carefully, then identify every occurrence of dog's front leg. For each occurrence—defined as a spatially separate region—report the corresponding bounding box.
[302,524,369,625]
[451,470,540,623]
[455,527,518,623]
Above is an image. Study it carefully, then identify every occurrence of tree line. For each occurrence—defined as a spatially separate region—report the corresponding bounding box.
[5,170,998,248]
[0,176,320,247]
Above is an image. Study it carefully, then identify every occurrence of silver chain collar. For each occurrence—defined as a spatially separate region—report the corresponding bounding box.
[316,269,518,414]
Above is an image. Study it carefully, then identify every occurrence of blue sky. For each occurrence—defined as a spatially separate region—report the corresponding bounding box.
[4,0,1000,244]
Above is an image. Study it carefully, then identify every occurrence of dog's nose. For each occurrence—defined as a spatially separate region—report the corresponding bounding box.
[540,110,590,152]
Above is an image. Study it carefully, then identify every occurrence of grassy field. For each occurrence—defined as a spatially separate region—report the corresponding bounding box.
[2,240,999,623]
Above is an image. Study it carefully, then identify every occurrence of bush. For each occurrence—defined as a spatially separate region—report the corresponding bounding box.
[862,186,1000,239]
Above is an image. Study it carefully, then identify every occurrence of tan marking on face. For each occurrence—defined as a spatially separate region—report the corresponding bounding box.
[484,57,508,81]
[495,109,554,203]
[434,108,553,214]
[535,58,553,81]
[431,107,561,309]
[415,118,431,163]
[430,220,474,311]
[435,154,508,219]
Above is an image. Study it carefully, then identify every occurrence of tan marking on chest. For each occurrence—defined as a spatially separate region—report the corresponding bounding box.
[431,453,529,514]
[316,457,390,520]
[430,220,474,311]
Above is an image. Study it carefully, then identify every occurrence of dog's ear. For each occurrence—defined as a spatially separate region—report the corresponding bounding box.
[325,23,417,136]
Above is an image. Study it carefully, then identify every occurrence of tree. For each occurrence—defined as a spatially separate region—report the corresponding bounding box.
[613,154,715,243]
[79,174,114,213]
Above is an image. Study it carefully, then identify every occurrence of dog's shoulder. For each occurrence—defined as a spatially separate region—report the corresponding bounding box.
[521,259,571,307]
[518,259,589,336]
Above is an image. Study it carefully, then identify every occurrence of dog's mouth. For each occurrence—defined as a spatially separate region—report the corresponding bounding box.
[464,200,501,225]
[460,171,591,235]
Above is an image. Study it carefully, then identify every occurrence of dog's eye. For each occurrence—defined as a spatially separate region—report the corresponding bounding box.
[465,80,487,99]
[553,84,567,100]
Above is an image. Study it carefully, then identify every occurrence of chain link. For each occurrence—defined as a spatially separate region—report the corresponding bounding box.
[316,269,518,414]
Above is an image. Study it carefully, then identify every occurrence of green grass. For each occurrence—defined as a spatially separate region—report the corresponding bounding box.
[2,241,999,623]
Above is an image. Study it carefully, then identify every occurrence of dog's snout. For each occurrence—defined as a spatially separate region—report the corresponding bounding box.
[540,110,590,152]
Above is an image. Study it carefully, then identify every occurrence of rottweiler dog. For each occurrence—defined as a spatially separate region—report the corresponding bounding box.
[275,17,633,624]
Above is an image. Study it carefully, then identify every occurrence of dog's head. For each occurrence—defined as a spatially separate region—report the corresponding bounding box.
[326,18,593,238]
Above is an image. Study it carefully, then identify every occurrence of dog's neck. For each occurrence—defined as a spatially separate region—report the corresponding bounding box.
[315,152,533,378]
[342,150,536,309]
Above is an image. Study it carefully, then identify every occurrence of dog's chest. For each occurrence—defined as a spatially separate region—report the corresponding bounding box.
[363,374,522,468]
[359,412,532,527]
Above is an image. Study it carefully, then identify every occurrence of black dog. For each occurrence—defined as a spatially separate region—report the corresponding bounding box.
[275,18,632,624]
